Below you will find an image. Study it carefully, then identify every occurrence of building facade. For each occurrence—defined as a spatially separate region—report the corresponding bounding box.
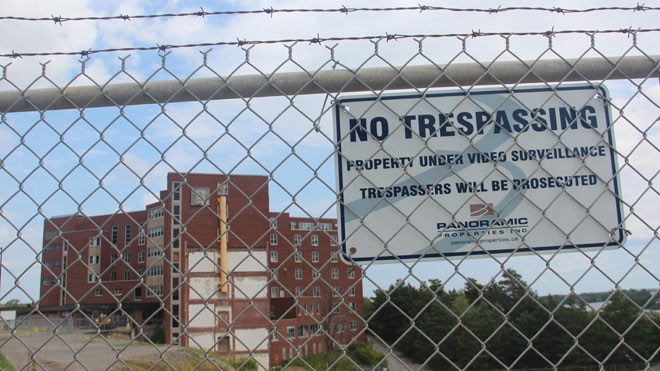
[267,213,366,365]
[39,173,364,368]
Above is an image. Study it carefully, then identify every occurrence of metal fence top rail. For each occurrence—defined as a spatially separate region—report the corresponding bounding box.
[1,55,658,113]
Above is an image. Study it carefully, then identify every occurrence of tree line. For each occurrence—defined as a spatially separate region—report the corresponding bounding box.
[366,270,659,370]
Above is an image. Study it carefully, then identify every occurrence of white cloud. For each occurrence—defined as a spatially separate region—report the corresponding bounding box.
[1,0,100,88]
[0,216,43,303]
[607,82,660,241]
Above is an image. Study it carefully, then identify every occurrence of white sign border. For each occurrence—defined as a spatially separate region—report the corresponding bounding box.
[334,84,626,263]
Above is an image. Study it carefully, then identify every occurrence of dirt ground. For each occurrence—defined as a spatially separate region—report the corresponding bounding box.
[0,331,170,370]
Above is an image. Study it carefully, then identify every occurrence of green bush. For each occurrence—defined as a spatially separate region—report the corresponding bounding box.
[0,351,16,371]
[279,344,386,371]
[228,357,258,370]
[347,343,387,367]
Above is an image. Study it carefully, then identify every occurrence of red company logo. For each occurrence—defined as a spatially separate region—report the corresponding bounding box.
[470,203,494,218]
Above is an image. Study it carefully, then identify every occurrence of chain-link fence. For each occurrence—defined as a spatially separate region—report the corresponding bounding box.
[0,4,659,371]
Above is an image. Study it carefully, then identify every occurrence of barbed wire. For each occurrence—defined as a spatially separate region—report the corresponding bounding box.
[1,27,657,59]
[0,4,657,24]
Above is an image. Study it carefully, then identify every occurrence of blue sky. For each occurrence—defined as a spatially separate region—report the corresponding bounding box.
[0,0,658,303]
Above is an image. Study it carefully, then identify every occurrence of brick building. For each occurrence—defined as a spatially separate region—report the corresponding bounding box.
[267,213,365,365]
[39,173,364,368]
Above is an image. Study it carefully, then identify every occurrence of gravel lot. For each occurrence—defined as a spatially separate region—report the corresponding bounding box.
[0,331,169,370]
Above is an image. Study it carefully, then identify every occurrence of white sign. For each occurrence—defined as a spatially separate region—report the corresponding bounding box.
[334,85,625,263]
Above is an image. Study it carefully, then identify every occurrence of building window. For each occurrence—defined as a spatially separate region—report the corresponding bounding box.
[312,269,320,279]
[138,232,145,245]
[298,222,314,230]
[270,251,278,263]
[271,286,280,297]
[313,286,320,297]
[147,226,163,238]
[270,234,278,245]
[330,236,338,246]
[172,182,181,201]
[123,252,131,263]
[270,268,278,280]
[134,287,142,300]
[311,235,319,246]
[216,311,228,326]
[191,188,210,206]
[348,268,355,279]
[148,207,164,219]
[95,288,102,296]
[335,322,344,333]
[147,285,163,297]
[272,328,279,341]
[88,255,100,265]
[125,225,132,245]
[111,226,118,244]
[350,320,357,331]
[171,307,179,328]
[172,278,179,301]
[114,288,122,296]
[294,268,303,280]
[349,287,356,296]
[295,287,302,296]
[332,285,340,297]
[331,267,339,279]
[138,251,145,263]
[148,247,162,257]
[312,251,319,263]
[289,222,296,229]
[173,205,180,225]
[124,271,130,280]
[110,271,117,281]
[331,252,338,262]
[320,222,332,231]
[111,254,117,263]
[270,217,277,228]
[294,234,302,245]
[147,265,164,277]
[137,268,144,276]
[63,241,68,251]
[90,237,100,247]
[287,326,295,339]
[294,251,302,263]
[45,242,61,251]
[349,302,356,311]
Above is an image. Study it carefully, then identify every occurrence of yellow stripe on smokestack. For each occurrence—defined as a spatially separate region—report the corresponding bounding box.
[218,190,228,294]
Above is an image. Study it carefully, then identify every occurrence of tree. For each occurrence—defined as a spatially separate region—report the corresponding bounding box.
[366,272,658,370]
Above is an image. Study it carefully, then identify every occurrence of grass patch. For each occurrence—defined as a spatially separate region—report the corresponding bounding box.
[0,351,16,371]
[121,347,257,371]
[281,343,387,371]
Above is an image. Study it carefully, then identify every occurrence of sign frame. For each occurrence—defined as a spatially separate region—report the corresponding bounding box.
[334,84,625,263]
